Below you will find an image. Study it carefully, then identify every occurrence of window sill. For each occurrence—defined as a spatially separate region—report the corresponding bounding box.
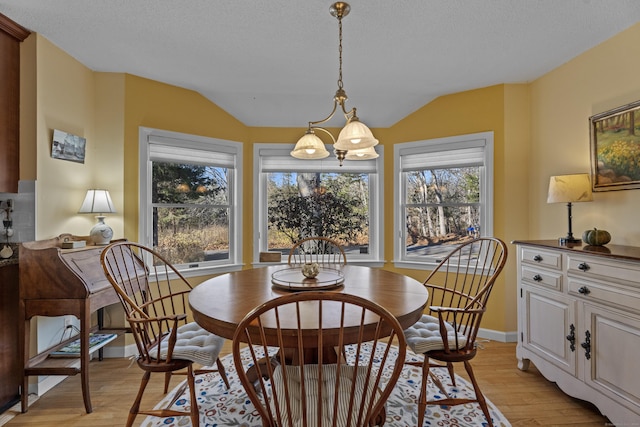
[178,263,244,279]
[393,260,439,271]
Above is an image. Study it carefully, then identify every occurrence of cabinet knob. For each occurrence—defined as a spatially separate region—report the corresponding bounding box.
[578,262,590,271]
[533,255,543,262]
[578,286,591,295]
[532,274,543,282]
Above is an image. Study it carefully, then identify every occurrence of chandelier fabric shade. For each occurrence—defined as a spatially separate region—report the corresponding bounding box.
[291,2,378,166]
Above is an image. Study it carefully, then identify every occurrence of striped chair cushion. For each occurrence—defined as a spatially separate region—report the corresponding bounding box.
[404,314,468,354]
[269,363,378,427]
[153,322,224,366]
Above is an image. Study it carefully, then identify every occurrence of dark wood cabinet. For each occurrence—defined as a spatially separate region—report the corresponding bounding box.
[0,263,20,413]
[0,13,30,193]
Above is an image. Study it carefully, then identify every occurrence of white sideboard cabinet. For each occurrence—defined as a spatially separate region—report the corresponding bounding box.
[513,240,640,425]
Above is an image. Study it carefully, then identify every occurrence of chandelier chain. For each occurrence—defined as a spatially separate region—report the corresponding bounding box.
[337,15,343,91]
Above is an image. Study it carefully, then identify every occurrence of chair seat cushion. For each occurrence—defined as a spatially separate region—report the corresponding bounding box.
[270,364,377,427]
[404,314,468,354]
[153,322,225,366]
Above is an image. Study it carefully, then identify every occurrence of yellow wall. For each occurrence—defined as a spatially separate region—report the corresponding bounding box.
[21,22,640,337]
[32,35,126,239]
[383,84,530,333]
[122,74,249,242]
[530,23,640,245]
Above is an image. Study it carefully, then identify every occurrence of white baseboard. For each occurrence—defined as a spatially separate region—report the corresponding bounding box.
[477,327,518,343]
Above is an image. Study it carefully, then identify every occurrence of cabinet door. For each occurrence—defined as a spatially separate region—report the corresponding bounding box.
[582,303,640,413]
[521,285,578,376]
[0,264,20,412]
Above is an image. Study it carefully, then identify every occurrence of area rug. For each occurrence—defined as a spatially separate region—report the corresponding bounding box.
[143,344,511,427]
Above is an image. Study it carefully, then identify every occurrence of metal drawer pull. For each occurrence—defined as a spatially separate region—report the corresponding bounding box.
[581,330,591,360]
[578,286,591,295]
[578,262,590,271]
[566,324,576,352]
[532,274,543,282]
[533,255,543,262]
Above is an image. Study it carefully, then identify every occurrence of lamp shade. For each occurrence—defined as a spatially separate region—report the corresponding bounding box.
[547,174,593,203]
[344,145,379,160]
[291,132,330,159]
[78,189,116,214]
[78,189,116,245]
[334,119,379,151]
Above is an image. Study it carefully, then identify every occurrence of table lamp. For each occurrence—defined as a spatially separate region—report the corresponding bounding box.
[78,189,116,245]
[547,174,593,244]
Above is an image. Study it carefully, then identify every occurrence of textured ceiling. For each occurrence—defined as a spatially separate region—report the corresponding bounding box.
[2,0,640,128]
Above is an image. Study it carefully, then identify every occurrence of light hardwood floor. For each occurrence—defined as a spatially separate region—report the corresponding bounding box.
[2,340,611,426]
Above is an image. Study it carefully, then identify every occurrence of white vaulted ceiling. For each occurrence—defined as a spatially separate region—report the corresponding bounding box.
[2,0,640,128]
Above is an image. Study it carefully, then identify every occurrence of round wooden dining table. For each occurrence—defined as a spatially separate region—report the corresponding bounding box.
[189,265,428,343]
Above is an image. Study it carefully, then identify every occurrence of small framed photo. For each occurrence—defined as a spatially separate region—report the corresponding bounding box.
[51,129,86,164]
[589,100,640,191]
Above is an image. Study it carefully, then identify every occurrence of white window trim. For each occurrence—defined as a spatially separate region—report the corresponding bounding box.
[393,131,494,270]
[138,126,243,278]
[253,143,384,267]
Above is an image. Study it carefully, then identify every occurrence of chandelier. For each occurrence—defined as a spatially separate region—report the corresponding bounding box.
[290,2,379,166]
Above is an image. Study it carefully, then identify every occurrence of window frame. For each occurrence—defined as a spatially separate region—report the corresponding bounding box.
[393,131,494,270]
[253,143,384,267]
[139,127,243,278]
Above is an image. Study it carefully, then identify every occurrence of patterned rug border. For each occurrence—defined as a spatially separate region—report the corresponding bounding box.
[144,344,511,427]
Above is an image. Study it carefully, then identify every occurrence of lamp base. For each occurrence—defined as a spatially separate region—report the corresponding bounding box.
[559,236,581,245]
[89,216,113,245]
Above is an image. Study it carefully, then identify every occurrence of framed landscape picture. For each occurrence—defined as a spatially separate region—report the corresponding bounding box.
[590,100,640,191]
[51,129,86,163]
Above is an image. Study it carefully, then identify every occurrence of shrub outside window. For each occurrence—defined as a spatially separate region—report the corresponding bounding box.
[254,144,384,265]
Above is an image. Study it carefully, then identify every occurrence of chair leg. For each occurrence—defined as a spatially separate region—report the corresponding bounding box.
[447,362,456,386]
[163,372,172,394]
[128,371,151,427]
[216,358,230,389]
[187,365,199,427]
[463,360,493,427]
[417,355,429,427]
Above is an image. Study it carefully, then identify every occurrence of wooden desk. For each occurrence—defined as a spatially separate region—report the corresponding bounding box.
[19,235,123,414]
[190,265,428,346]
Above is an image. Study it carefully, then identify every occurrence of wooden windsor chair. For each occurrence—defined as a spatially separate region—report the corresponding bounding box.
[287,236,347,267]
[233,291,407,427]
[100,241,230,427]
[403,237,508,427]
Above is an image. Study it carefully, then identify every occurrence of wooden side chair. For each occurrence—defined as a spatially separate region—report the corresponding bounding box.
[100,241,230,427]
[287,236,347,266]
[233,291,406,427]
[403,237,508,427]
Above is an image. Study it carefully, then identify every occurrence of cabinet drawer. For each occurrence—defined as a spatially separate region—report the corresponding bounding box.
[522,266,563,291]
[567,255,640,287]
[521,248,562,270]
[568,277,640,312]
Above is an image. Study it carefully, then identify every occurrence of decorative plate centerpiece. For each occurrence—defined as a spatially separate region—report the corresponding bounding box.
[271,266,345,291]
